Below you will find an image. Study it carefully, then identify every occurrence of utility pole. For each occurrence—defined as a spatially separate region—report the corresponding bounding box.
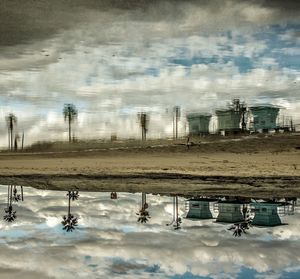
[138,112,148,141]
[241,104,247,132]
[173,106,180,140]
[21,132,24,150]
[8,127,10,150]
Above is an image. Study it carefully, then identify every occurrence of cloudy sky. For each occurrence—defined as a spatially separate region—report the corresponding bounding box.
[0,0,299,147]
[0,186,300,279]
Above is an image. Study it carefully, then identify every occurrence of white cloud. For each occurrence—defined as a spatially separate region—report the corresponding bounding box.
[0,1,299,147]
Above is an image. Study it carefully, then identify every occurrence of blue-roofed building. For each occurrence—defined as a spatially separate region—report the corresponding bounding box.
[186,113,211,136]
[249,105,280,132]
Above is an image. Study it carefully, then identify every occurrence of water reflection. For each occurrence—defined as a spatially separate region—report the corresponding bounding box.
[61,191,79,232]
[136,192,151,224]
[110,192,118,199]
[185,196,296,237]
[166,195,181,230]
[0,186,300,278]
[3,185,24,222]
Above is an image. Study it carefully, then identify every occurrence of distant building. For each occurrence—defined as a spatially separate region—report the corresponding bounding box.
[186,113,211,136]
[216,201,247,223]
[215,99,247,135]
[215,109,242,134]
[249,105,279,132]
[185,198,217,220]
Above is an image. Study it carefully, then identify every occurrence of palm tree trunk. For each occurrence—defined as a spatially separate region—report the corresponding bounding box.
[68,192,71,217]
[142,192,146,208]
[173,197,175,222]
[68,115,71,143]
[7,185,10,207]
[10,185,13,207]
[175,196,179,227]
[10,128,13,151]
[8,128,10,150]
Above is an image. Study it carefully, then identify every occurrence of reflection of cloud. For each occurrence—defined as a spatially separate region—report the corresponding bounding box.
[0,186,300,278]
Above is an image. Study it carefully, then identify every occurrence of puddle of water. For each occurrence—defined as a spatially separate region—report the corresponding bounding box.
[0,185,299,279]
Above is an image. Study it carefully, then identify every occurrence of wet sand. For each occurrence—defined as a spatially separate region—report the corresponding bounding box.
[0,134,299,197]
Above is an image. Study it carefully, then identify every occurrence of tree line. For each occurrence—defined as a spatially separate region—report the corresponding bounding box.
[4,104,181,150]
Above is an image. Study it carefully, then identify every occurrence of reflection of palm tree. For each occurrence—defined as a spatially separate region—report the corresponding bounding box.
[62,191,79,232]
[12,185,23,202]
[110,192,117,199]
[63,104,78,142]
[4,206,17,222]
[68,191,79,201]
[228,204,252,237]
[5,113,17,150]
[137,193,151,223]
[3,185,17,222]
[228,221,252,237]
[166,196,182,230]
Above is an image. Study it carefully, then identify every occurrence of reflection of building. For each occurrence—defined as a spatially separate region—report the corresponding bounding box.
[249,105,279,132]
[186,113,211,136]
[251,202,293,226]
[186,198,217,220]
[216,201,246,223]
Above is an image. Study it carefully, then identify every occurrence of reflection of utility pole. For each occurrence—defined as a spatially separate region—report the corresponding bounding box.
[166,195,181,230]
[173,106,180,140]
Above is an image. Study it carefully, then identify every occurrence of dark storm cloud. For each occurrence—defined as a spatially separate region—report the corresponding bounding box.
[0,0,299,47]
[0,0,168,47]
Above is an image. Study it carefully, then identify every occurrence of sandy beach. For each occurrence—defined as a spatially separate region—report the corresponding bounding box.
[0,134,299,197]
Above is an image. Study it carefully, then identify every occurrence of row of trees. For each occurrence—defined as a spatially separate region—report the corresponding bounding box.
[4,104,181,150]
[5,113,18,150]
[4,104,77,150]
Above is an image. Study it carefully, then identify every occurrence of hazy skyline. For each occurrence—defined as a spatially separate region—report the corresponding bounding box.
[0,0,299,146]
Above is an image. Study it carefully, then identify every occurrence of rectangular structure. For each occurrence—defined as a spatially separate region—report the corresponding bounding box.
[186,113,211,136]
[215,109,242,134]
[250,106,279,132]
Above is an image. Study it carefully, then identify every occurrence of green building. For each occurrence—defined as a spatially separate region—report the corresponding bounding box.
[186,198,217,220]
[249,105,279,132]
[186,113,211,136]
[251,202,283,226]
[216,201,246,223]
[215,109,242,134]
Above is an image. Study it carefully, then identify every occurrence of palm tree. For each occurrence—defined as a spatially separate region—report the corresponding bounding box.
[137,112,149,141]
[3,185,17,222]
[5,113,17,150]
[62,191,79,232]
[63,104,78,142]
[137,192,151,223]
